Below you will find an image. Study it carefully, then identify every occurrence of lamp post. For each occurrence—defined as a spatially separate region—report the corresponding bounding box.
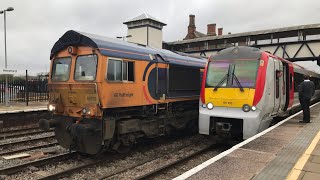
[116,35,132,41]
[0,7,14,106]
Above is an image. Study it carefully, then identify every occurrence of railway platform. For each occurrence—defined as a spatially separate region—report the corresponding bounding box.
[0,102,48,128]
[0,102,47,114]
[174,102,320,180]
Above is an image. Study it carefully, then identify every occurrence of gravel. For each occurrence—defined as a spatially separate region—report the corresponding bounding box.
[110,141,215,179]
[0,124,38,133]
[64,135,211,180]
[1,134,225,180]
[0,132,54,145]
[0,145,67,169]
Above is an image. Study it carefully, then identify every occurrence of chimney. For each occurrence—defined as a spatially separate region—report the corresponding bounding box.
[207,24,216,36]
[188,14,196,35]
[189,14,195,26]
[184,14,197,40]
[218,28,223,35]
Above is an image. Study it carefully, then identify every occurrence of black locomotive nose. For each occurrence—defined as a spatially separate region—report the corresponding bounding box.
[39,118,57,131]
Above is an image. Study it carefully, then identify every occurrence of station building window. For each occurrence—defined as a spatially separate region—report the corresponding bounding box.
[107,59,134,82]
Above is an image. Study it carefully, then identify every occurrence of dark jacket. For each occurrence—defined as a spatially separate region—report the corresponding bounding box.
[299,80,315,99]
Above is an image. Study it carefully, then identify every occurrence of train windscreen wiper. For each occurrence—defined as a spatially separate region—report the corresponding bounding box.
[232,73,244,92]
[213,73,229,91]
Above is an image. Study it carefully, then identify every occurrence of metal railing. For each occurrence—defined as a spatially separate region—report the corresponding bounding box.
[0,71,48,104]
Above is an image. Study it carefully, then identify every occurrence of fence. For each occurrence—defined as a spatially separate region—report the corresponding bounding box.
[0,70,49,105]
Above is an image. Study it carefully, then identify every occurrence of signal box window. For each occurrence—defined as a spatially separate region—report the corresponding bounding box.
[51,57,71,82]
[74,54,98,81]
[107,59,134,81]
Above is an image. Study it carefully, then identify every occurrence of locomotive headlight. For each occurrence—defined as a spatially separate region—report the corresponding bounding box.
[48,104,56,111]
[201,104,207,108]
[242,104,251,112]
[82,108,91,115]
[251,106,257,111]
[207,102,214,110]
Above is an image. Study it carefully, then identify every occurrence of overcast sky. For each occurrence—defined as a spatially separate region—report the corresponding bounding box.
[0,0,320,75]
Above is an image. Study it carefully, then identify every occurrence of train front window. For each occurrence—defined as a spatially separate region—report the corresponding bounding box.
[74,54,98,81]
[51,57,71,82]
[206,59,259,88]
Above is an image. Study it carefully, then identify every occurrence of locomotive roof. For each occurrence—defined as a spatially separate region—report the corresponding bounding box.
[51,30,206,68]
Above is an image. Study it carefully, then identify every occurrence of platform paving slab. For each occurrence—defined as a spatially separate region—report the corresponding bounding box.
[253,104,320,180]
[0,101,47,114]
[186,103,320,180]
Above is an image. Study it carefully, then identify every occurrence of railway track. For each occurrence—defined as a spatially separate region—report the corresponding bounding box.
[0,152,76,175]
[95,143,217,180]
[134,145,214,180]
[1,135,213,179]
[8,136,204,179]
[0,126,39,134]
[23,144,201,180]
[0,134,55,149]
[0,142,58,156]
[36,155,118,180]
[0,129,54,140]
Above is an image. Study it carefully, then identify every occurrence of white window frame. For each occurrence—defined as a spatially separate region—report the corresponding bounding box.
[107,58,134,82]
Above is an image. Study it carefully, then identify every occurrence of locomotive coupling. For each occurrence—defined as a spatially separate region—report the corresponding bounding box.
[39,118,57,131]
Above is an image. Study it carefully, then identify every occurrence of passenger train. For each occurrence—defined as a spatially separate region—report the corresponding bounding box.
[199,46,320,140]
[39,30,206,154]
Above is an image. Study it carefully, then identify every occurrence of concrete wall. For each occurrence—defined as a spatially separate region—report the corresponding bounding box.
[128,26,163,49]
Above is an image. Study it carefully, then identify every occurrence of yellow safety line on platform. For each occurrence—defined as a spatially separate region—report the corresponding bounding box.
[286,130,320,180]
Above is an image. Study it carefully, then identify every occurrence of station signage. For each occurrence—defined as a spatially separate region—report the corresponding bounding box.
[1,68,17,75]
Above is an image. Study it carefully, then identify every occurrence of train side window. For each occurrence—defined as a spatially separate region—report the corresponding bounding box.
[107,59,122,81]
[122,61,134,81]
[123,61,128,81]
[127,62,134,81]
[107,59,134,82]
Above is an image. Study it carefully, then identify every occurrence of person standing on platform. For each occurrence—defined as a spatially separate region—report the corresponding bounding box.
[298,75,315,123]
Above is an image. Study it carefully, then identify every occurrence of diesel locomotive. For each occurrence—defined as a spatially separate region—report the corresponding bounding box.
[199,46,320,141]
[39,30,206,154]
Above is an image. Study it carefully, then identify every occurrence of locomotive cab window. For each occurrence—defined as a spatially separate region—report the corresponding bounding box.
[107,59,134,82]
[74,54,98,81]
[51,57,71,82]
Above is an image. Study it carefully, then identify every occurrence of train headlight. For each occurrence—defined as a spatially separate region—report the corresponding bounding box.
[207,102,214,110]
[251,106,257,111]
[201,104,207,108]
[48,104,56,111]
[82,108,91,115]
[242,104,251,112]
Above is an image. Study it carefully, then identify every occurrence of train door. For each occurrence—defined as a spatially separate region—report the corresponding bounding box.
[265,57,275,114]
[156,63,168,100]
[273,59,282,114]
[279,63,287,111]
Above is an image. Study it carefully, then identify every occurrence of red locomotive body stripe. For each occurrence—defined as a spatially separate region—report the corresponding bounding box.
[200,62,208,104]
[142,85,153,104]
[253,52,268,106]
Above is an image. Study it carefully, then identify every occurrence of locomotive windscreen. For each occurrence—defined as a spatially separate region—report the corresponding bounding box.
[168,65,200,97]
[206,59,259,88]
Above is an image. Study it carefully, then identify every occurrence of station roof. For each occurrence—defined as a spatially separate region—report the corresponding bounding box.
[51,30,205,68]
[168,23,320,45]
[123,13,167,26]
